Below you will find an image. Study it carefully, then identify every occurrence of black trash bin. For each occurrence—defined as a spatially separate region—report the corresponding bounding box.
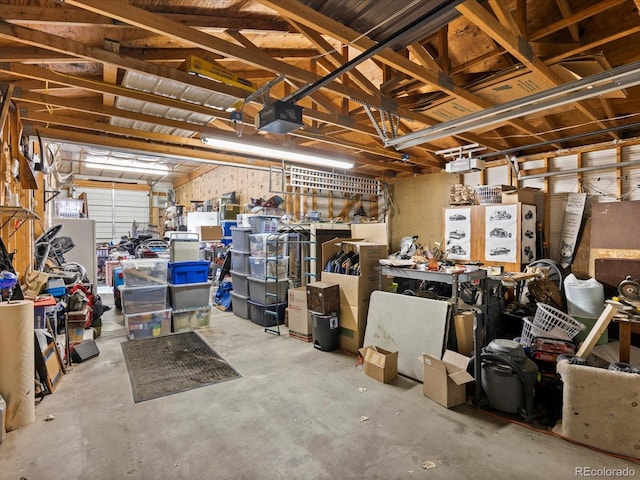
[311,311,339,352]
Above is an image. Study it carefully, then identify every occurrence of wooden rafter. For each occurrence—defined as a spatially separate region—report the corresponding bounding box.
[458,0,618,140]
[257,0,559,147]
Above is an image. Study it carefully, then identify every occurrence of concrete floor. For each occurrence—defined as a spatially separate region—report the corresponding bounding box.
[1,292,638,480]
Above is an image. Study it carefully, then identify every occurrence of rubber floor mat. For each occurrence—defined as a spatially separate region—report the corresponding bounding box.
[121,331,241,403]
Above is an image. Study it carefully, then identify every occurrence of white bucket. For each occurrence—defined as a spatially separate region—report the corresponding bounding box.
[564,274,605,319]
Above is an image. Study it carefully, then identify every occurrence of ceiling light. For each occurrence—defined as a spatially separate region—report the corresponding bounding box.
[84,163,169,176]
[200,133,354,170]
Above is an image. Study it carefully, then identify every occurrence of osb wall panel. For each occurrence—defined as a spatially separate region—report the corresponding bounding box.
[388,173,457,253]
[174,166,273,208]
[174,166,375,221]
[591,201,640,249]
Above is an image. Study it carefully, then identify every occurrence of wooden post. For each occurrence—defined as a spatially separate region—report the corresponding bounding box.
[576,303,618,358]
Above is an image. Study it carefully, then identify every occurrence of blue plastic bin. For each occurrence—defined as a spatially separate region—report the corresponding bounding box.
[168,260,210,284]
[220,220,238,237]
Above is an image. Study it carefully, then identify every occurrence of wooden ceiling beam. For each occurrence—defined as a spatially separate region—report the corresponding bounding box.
[548,25,640,63]
[528,0,627,41]
[257,0,558,148]
[555,0,581,42]
[0,4,292,33]
[458,0,617,140]
[288,20,379,96]
[124,47,319,63]
[15,87,413,166]
[0,20,249,100]
[24,117,418,174]
[488,0,520,35]
[223,28,339,115]
[32,126,278,170]
[61,0,433,127]
[13,91,223,134]
[516,0,527,39]
[0,62,230,119]
[0,47,76,63]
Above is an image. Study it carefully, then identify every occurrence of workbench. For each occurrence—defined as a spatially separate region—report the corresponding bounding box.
[378,266,489,404]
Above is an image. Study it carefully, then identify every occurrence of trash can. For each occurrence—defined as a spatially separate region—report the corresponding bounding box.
[311,311,339,352]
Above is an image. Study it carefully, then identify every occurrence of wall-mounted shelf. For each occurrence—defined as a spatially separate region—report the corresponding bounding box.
[0,205,40,238]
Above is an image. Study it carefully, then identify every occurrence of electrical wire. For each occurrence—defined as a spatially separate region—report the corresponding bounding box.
[484,112,640,140]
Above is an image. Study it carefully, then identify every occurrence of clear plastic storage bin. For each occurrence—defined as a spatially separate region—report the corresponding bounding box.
[249,256,289,280]
[124,309,171,340]
[172,306,211,332]
[248,215,280,234]
[231,292,251,319]
[119,284,169,314]
[121,259,169,287]
[249,233,288,257]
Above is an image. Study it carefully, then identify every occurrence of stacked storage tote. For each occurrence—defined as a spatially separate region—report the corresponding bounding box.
[168,259,212,332]
[246,216,288,332]
[119,259,171,340]
[230,226,252,319]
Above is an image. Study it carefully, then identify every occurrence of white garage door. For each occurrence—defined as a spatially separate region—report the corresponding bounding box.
[75,187,150,244]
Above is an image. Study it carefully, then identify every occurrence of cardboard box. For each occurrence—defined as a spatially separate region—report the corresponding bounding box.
[337,303,368,354]
[422,350,474,408]
[198,225,223,241]
[501,187,541,205]
[320,239,386,306]
[288,286,307,308]
[350,223,388,249]
[306,281,340,314]
[359,345,398,383]
[320,239,387,353]
[287,303,312,338]
[454,311,474,356]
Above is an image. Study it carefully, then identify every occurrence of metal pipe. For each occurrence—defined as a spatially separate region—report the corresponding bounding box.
[477,121,640,160]
[386,60,640,149]
[519,159,640,180]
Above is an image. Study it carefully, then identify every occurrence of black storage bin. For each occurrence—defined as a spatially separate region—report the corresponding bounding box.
[248,301,286,327]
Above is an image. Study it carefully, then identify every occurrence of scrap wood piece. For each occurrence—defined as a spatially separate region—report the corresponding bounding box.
[576,303,618,358]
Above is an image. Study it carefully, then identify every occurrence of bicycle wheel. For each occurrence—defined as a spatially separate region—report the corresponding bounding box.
[525,259,566,292]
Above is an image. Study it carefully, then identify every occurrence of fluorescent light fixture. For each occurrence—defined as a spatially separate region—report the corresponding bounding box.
[84,163,169,176]
[200,133,354,170]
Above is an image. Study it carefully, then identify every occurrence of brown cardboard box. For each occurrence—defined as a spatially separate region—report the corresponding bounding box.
[359,346,398,383]
[350,223,389,249]
[501,187,541,204]
[320,239,386,353]
[422,351,474,408]
[198,225,223,241]
[288,286,307,307]
[320,239,386,306]
[287,305,312,340]
[454,311,474,356]
[337,303,368,353]
[306,281,340,314]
